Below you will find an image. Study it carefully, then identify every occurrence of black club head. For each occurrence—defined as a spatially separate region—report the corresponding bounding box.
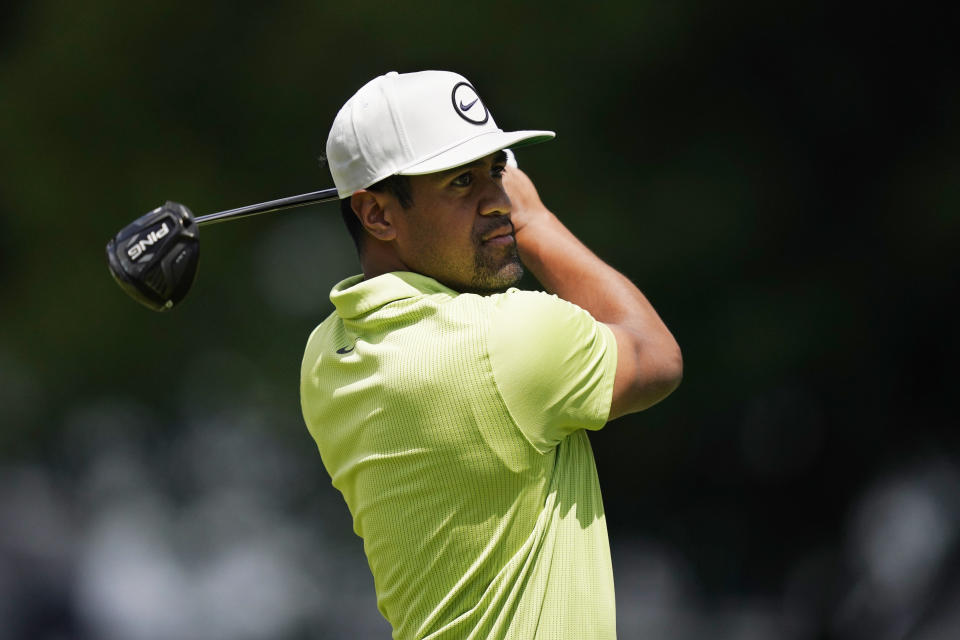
[105,201,200,311]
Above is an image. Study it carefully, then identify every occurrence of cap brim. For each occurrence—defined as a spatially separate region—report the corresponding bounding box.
[397,130,554,176]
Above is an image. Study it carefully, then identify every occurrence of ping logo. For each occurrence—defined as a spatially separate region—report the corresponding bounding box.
[127,222,170,261]
[451,82,489,125]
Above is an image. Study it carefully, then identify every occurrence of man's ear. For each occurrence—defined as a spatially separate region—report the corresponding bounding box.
[351,190,397,242]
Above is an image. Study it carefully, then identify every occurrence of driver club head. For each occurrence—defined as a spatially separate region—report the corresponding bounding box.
[106,201,200,311]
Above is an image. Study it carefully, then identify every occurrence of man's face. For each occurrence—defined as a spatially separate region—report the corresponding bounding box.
[390,150,522,294]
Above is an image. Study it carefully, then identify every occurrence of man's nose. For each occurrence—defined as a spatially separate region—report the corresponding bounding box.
[480,178,511,217]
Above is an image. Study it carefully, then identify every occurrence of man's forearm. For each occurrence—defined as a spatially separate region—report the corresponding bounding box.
[516,210,667,333]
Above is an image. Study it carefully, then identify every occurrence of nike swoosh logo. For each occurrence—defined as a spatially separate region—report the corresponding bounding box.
[336,346,354,354]
[459,98,478,111]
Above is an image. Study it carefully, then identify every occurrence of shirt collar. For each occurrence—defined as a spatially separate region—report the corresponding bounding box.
[330,271,458,319]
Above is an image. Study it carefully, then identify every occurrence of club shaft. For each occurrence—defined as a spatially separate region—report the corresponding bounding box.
[195,187,340,226]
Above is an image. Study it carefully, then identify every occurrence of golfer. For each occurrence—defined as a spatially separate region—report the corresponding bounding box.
[301,70,682,639]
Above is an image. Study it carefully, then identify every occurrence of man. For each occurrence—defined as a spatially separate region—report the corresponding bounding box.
[300,70,682,639]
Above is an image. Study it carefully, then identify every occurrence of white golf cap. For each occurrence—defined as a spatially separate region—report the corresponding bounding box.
[326,70,555,198]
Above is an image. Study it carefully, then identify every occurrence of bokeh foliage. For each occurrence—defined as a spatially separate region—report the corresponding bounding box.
[1,1,958,638]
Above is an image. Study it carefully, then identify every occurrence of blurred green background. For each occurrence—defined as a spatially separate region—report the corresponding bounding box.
[1,1,958,639]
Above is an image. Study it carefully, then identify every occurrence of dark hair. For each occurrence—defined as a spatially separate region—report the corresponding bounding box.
[339,174,413,255]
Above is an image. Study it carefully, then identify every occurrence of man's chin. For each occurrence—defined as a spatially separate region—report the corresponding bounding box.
[468,261,524,295]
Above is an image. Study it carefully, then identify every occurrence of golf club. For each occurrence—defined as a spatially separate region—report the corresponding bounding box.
[105,187,338,311]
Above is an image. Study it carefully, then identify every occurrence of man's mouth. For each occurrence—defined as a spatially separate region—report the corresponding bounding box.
[481,225,515,244]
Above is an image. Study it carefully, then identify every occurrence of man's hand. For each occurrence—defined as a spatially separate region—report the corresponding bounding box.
[502,166,551,237]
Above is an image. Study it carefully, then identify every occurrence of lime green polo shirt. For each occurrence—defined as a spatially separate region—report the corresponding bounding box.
[300,272,619,639]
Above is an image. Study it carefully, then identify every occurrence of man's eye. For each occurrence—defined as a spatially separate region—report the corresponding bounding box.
[492,165,506,179]
[451,173,473,187]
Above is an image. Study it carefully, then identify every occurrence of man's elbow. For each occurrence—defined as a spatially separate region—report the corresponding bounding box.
[611,345,682,418]
[643,344,683,408]
[608,331,683,420]
[662,343,684,395]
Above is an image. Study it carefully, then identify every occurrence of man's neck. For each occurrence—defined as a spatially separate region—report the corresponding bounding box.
[359,241,410,281]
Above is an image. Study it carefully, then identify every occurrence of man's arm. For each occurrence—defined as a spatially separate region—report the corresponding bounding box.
[503,167,682,420]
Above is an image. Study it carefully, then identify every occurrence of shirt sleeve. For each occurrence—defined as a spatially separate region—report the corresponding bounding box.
[488,289,619,453]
